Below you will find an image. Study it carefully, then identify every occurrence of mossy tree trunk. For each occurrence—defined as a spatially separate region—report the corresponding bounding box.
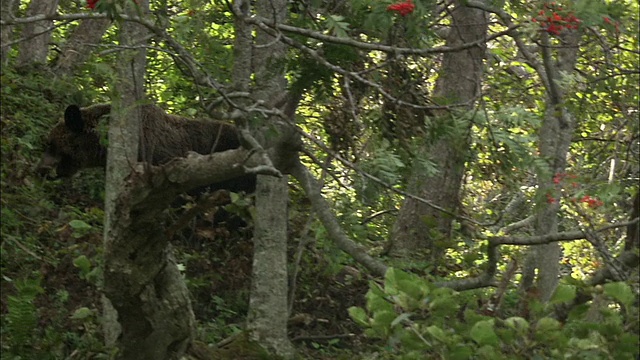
[101,1,196,359]
[388,1,487,265]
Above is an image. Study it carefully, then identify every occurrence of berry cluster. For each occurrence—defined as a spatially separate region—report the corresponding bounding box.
[387,0,415,17]
[532,2,580,35]
[577,195,604,208]
[546,172,604,209]
[603,16,621,33]
[553,172,578,185]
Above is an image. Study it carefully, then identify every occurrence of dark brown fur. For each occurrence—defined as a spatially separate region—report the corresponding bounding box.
[37,103,255,193]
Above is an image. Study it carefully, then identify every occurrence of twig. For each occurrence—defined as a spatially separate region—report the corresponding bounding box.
[291,333,354,342]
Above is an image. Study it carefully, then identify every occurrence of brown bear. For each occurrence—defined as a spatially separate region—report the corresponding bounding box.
[37,103,256,193]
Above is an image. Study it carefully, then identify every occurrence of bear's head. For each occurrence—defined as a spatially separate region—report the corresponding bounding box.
[37,104,110,178]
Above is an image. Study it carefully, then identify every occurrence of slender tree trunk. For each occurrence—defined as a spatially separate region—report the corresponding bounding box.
[388,1,487,264]
[245,0,295,357]
[0,0,19,65]
[53,18,111,75]
[102,0,146,351]
[248,175,293,356]
[521,31,580,302]
[16,0,59,68]
[102,2,196,359]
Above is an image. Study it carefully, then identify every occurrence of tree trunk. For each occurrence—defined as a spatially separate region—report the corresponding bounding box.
[0,0,19,65]
[521,31,580,302]
[101,2,196,359]
[53,17,111,75]
[388,1,487,264]
[247,175,294,357]
[16,0,59,68]
[245,0,295,357]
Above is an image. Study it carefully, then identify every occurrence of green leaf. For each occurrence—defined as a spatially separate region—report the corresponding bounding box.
[568,337,600,351]
[85,267,102,285]
[476,344,500,359]
[535,317,561,333]
[603,282,634,306]
[504,317,530,334]
[69,219,92,230]
[428,287,458,315]
[370,310,396,338]
[549,284,577,304]
[365,284,394,314]
[348,306,370,327]
[426,325,447,343]
[470,319,499,346]
[616,333,640,355]
[70,307,94,320]
[73,255,92,275]
[384,267,402,295]
[391,312,412,327]
[398,330,429,352]
[449,344,473,360]
[326,15,350,38]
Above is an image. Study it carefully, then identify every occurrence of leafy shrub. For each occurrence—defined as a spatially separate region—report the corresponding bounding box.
[349,268,639,359]
[3,277,44,356]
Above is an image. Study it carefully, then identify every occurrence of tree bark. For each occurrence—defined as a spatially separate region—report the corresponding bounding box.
[16,0,59,68]
[53,17,111,75]
[388,1,487,263]
[0,0,19,65]
[521,30,580,302]
[101,2,196,359]
[247,175,293,356]
[245,0,295,357]
[101,1,148,348]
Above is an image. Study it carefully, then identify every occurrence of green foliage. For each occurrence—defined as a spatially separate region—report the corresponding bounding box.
[192,296,244,344]
[4,277,43,353]
[2,0,638,358]
[549,284,577,304]
[350,268,640,359]
[73,254,102,286]
[603,282,634,307]
[470,106,540,188]
[69,219,94,238]
[0,65,109,359]
[325,15,351,38]
[356,140,406,205]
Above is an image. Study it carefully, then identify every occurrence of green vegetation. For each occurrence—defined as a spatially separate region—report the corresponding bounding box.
[1,0,638,358]
[350,268,639,359]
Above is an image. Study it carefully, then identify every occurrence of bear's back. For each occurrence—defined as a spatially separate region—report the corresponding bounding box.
[102,104,242,165]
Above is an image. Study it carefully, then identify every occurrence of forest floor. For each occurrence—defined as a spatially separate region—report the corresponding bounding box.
[1,174,372,359]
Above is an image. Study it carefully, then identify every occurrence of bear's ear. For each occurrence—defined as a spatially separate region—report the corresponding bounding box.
[64,105,85,133]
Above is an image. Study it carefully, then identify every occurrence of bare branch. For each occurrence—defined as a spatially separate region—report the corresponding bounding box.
[436,218,638,291]
[243,14,516,56]
[290,160,388,277]
[490,218,638,246]
[127,147,278,211]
